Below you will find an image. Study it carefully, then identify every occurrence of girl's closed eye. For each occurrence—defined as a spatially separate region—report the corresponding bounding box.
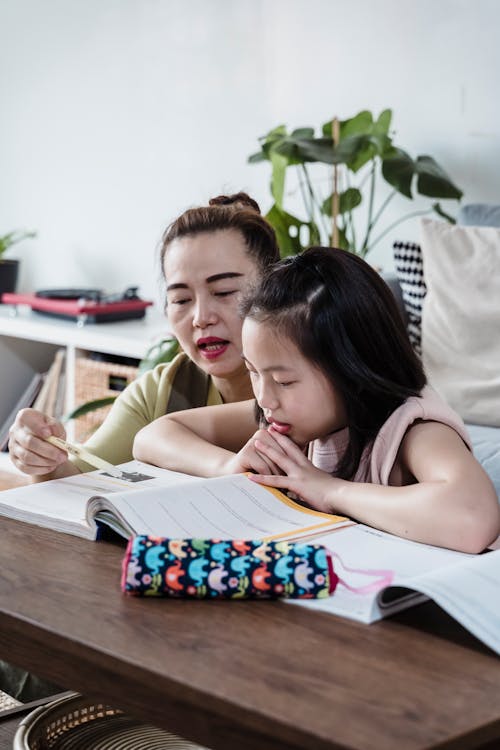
[214,289,237,298]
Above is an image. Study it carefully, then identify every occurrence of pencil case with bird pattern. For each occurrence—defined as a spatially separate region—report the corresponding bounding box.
[121,536,338,599]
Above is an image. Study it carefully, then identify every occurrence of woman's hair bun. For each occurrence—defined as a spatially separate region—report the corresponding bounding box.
[208,192,261,214]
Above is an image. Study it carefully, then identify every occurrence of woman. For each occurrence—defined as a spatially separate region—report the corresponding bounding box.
[8,192,280,480]
[1,192,279,707]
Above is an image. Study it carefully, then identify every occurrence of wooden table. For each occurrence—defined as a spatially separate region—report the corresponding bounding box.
[1,517,499,750]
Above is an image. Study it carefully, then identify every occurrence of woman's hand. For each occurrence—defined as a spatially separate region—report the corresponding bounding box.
[247,426,342,513]
[8,408,70,477]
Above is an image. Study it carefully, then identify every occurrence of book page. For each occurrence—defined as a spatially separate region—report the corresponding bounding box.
[384,550,500,655]
[94,473,349,540]
[0,460,200,538]
[289,525,473,623]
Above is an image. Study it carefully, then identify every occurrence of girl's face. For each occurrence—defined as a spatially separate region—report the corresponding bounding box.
[242,318,348,447]
[164,229,260,388]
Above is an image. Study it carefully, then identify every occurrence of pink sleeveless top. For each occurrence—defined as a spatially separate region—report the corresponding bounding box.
[308,387,471,485]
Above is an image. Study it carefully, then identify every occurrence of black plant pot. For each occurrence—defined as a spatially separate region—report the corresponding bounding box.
[0,259,20,301]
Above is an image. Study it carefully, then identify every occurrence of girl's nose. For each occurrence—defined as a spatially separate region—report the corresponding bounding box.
[256,381,279,411]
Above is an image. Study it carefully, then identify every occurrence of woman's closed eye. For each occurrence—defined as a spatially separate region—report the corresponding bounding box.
[214,289,238,298]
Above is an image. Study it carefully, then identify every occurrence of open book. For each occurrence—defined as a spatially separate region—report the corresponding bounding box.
[0,460,350,541]
[291,524,500,656]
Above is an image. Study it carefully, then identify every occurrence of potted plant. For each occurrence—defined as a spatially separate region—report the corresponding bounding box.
[248,109,463,257]
[0,229,36,299]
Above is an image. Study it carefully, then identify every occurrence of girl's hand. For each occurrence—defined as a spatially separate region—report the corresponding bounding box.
[8,408,69,476]
[249,426,343,513]
[221,428,288,477]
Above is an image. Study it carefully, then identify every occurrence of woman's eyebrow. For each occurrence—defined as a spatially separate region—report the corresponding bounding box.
[206,272,244,284]
[166,272,244,292]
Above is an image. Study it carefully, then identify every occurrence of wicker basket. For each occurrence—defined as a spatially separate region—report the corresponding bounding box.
[14,693,207,750]
[73,357,139,441]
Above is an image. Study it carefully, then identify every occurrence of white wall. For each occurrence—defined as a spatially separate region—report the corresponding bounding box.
[1,0,499,306]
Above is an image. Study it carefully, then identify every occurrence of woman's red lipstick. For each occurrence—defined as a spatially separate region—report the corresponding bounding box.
[197,336,229,360]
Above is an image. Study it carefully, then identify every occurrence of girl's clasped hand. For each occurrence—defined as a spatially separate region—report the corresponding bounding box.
[250,427,344,515]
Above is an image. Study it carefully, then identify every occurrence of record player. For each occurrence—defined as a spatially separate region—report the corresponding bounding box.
[1,286,153,325]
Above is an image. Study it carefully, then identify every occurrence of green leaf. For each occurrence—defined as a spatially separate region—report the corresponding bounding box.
[339,187,363,214]
[415,156,463,200]
[340,110,374,138]
[291,127,315,138]
[381,148,415,198]
[265,204,320,257]
[323,109,392,141]
[346,140,376,172]
[0,229,36,259]
[293,137,336,164]
[263,124,288,139]
[333,134,374,168]
[248,151,267,164]
[257,125,289,160]
[373,109,392,136]
[335,225,350,251]
[432,202,457,224]
[346,134,392,172]
[321,188,362,217]
[322,112,393,171]
[322,111,373,139]
[64,397,117,421]
[138,337,180,375]
[272,137,302,163]
[270,151,288,207]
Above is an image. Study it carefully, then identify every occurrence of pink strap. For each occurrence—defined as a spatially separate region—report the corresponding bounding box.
[121,536,134,592]
[330,551,394,594]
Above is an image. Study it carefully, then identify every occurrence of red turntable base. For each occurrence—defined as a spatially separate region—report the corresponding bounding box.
[1,292,153,325]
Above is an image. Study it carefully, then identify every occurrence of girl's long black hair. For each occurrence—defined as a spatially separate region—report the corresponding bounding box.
[241,247,427,480]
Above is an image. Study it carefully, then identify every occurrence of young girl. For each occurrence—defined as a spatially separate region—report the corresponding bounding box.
[134,247,500,553]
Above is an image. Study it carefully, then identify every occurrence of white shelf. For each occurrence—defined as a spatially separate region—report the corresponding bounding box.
[0,304,170,359]
[0,304,172,445]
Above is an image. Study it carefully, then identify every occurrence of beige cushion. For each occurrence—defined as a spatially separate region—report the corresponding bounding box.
[420,218,500,427]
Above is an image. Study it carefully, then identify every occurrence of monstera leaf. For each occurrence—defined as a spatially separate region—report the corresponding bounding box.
[266,204,321,257]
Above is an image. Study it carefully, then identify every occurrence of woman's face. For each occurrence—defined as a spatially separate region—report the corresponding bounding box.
[164,229,260,385]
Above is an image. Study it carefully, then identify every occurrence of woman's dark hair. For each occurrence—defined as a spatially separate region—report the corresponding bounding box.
[160,192,279,277]
[241,247,427,480]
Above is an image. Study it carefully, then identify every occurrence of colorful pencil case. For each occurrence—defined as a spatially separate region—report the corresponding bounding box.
[121,536,338,599]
